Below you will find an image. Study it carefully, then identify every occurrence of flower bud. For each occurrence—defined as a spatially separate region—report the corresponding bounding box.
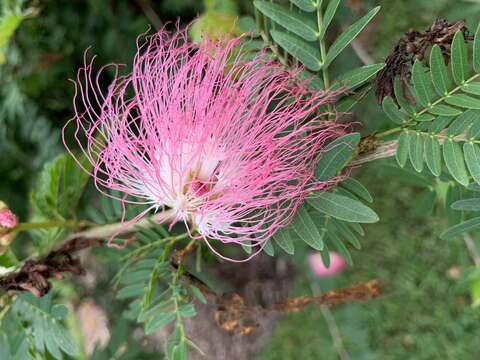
[308,252,347,278]
[0,201,18,255]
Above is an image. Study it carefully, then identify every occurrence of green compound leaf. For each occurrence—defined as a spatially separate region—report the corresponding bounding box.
[409,132,424,172]
[319,0,341,40]
[289,0,317,12]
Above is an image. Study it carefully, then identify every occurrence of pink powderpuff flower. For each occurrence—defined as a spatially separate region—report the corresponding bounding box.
[0,201,17,232]
[64,28,344,261]
[308,252,347,278]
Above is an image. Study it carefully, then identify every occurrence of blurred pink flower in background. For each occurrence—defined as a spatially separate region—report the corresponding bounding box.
[64,28,344,260]
[308,252,347,278]
[0,201,17,231]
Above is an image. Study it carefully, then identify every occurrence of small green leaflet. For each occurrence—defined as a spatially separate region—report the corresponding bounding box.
[319,0,340,40]
[382,96,407,124]
[291,206,324,250]
[440,217,480,240]
[254,1,318,41]
[424,136,442,176]
[270,30,322,71]
[474,24,480,73]
[412,60,436,107]
[341,178,373,203]
[445,94,480,109]
[307,192,379,223]
[451,31,469,85]
[464,143,480,185]
[332,63,385,91]
[315,132,360,180]
[451,198,480,211]
[273,227,295,254]
[396,131,410,167]
[429,44,451,96]
[443,139,469,186]
[409,132,424,172]
[289,0,317,12]
[324,6,380,67]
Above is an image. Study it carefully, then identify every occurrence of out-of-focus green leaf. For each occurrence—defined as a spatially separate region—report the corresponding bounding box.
[440,217,480,239]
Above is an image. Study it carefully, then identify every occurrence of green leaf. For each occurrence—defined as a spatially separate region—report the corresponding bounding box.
[428,104,461,116]
[424,136,442,176]
[291,206,324,250]
[468,119,480,140]
[451,31,469,85]
[462,82,480,95]
[464,143,480,185]
[331,219,361,249]
[409,132,424,172]
[327,230,353,266]
[446,109,479,136]
[341,178,373,203]
[315,133,360,180]
[145,312,176,335]
[451,198,480,211]
[440,217,480,240]
[254,1,318,41]
[273,227,295,254]
[394,77,416,114]
[445,94,480,109]
[332,63,385,91]
[414,113,436,122]
[308,192,379,223]
[429,116,453,133]
[396,131,410,167]
[270,30,322,71]
[475,24,480,73]
[443,139,469,186]
[412,60,436,107]
[263,239,275,256]
[324,6,380,67]
[382,96,407,124]
[289,0,316,12]
[429,44,451,96]
[319,0,340,40]
[190,285,207,305]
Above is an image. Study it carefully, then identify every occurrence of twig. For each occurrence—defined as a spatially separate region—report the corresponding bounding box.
[351,38,374,65]
[463,233,480,267]
[134,0,163,30]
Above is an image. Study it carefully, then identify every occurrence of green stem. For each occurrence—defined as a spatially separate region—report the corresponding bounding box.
[14,220,84,231]
[316,6,329,90]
